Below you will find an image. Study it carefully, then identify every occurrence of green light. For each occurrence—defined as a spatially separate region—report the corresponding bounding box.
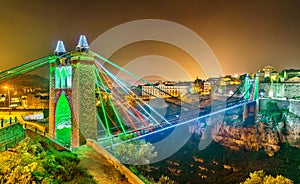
[66,66,72,88]
[0,123,25,151]
[61,68,67,88]
[55,68,61,88]
[55,66,73,89]
[55,93,72,146]
[254,75,259,100]
[0,60,49,81]
[244,75,250,100]
[95,68,126,133]
[94,68,111,136]
[91,51,195,108]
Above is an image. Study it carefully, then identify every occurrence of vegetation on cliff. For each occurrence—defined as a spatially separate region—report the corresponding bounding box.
[259,101,287,126]
[107,133,158,165]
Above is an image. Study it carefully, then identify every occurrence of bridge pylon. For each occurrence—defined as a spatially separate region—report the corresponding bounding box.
[242,73,260,125]
[49,35,97,148]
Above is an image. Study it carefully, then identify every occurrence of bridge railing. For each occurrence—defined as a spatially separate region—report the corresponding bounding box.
[0,115,48,137]
[0,123,26,152]
[23,123,47,136]
[0,116,19,129]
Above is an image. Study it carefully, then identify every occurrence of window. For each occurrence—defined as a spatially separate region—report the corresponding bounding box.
[55,66,72,89]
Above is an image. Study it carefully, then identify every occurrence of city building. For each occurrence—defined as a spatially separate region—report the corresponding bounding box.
[270,71,280,82]
[258,65,276,78]
[203,81,211,94]
[142,81,191,99]
[220,75,241,86]
[192,77,204,94]
[280,69,300,82]
[26,93,49,109]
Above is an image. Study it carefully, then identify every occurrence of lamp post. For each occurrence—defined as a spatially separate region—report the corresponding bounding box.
[3,86,10,108]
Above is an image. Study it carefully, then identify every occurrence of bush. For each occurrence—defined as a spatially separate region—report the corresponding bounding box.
[0,137,96,184]
[241,170,293,184]
[109,139,157,165]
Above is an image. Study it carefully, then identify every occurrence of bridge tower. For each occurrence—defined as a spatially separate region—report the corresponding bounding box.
[48,35,97,148]
[243,74,259,125]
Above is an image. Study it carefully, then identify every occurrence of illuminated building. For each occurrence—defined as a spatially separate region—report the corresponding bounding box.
[219,75,241,86]
[258,65,276,78]
[270,71,280,82]
[203,81,211,94]
[192,78,204,94]
[26,93,49,109]
[280,69,300,82]
[142,81,191,99]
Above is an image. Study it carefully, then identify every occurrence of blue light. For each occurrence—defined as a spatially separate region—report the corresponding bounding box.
[54,40,67,55]
[76,35,89,50]
[105,100,255,148]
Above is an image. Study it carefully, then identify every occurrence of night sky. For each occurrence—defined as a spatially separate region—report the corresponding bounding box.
[0,0,300,80]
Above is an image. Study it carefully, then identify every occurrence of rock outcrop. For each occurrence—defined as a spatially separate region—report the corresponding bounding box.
[212,123,281,156]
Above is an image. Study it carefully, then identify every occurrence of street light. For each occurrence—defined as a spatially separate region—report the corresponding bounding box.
[3,86,10,108]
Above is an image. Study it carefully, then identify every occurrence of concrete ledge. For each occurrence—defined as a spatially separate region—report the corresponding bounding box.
[86,139,144,184]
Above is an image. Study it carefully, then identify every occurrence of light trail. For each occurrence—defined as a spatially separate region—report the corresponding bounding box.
[104,100,256,148]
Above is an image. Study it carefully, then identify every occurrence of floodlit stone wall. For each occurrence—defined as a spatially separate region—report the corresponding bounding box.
[260,83,300,98]
[72,61,97,144]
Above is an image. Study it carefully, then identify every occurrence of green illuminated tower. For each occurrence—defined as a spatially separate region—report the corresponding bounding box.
[253,73,259,100]
[244,74,250,100]
[243,74,251,122]
[243,74,259,124]
[49,36,97,148]
[253,73,260,120]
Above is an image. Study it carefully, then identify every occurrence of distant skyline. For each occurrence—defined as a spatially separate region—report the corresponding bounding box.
[0,0,300,80]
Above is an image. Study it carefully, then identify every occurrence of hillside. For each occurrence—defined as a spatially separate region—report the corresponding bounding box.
[0,74,49,90]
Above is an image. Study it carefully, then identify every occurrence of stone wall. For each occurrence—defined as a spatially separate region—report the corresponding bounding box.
[260,83,300,98]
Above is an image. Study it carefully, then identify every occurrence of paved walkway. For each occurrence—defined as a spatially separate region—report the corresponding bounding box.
[73,145,130,184]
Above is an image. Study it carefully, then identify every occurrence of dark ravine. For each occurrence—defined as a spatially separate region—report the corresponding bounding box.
[140,134,300,184]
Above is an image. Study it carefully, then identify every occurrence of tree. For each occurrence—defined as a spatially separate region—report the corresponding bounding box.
[241,170,293,184]
[263,77,271,83]
[108,138,157,165]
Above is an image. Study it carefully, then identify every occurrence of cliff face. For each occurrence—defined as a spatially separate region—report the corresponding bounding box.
[286,114,300,147]
[212,123,281,157]
[289,100,300,117]
[213,99,300,156]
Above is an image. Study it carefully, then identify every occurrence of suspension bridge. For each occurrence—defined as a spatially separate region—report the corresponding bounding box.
[0,35,259,149]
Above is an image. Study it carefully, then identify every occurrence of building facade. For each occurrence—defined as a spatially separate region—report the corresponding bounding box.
[142,82,191,99]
